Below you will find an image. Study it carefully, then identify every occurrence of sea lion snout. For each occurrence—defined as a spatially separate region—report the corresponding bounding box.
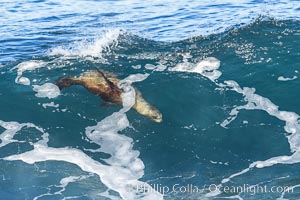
[55,77,74,90]
[151,112,163,123]
[147,106,163,123]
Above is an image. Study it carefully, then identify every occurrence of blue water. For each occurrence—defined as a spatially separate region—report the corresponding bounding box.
[1,1,300,200]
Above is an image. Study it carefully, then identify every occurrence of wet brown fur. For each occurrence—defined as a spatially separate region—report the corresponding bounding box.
[55,70,162,122]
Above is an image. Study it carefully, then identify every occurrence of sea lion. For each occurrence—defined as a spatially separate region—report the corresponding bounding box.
[55,70,162,123]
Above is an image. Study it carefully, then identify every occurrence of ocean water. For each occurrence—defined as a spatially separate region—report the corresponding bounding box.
[1,0,300,200]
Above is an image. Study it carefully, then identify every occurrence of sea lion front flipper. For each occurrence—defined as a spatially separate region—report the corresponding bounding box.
[55,77,80,90]
[94,67,119,91]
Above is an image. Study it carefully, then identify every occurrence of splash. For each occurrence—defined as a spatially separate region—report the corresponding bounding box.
[47,29,122,58]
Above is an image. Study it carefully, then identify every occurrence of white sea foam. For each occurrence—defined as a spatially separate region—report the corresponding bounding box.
[221,80,300,153]
[0,120,41,148]
[57,175,90,194]
[278,75,297,81]
[132,65,142,69]
[243,120,248,124]
[169,57,300,199]
[84,73,161,199]
[144,63,167,72]
[155,64,167,72]
[205,79,300,197]
[32,175,91,200]
[5,144,160,200]
[168,57,221,81]
[48,29,122,58]
[42,102,59,109]
[33,83,61,99]
[277,184,300,200]
[11,60,62,103]
[144,64,157,70]
[3,73,162,200]
[118,73,149,87]
[12,60,46,85]
[0,120,48,148]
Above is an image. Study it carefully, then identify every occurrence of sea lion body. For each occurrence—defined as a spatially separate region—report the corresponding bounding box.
[55,70,162,123]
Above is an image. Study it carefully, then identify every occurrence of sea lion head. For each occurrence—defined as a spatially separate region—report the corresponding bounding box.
[146,105,163,123]
[55,77,75,90]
